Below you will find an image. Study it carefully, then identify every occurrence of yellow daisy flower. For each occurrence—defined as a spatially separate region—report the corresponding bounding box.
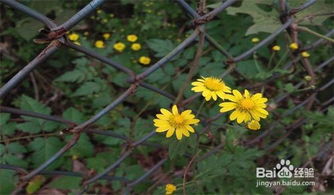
[251,37,260,43]
[191,77,231,101]
[272,45,280,51]
[139,56,151,65]
[103,33,111,40]
[247,120,261,130]
[219,89,269,123]
[68,33,79,41]
[154,105,200,140]
[113,42,126,52]
[289,43,298,50]
[131,43,141,51]
[301,51,310,58]
[127,34,138,42]
[95,40,105,48]
[165,184,176,195]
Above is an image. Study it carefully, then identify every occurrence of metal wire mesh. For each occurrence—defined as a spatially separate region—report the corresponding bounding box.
[0,0,333,193]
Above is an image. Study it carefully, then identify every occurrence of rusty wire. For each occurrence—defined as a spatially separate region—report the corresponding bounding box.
[0,0,333,194]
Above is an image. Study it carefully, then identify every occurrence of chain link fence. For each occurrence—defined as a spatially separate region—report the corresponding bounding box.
[0,0,333,194]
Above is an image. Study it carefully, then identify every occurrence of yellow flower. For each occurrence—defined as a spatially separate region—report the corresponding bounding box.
[191,77,231,101]
[139,56,151,65]
[301,51,310,58]
[304,75,312,81]
[95,40,105,48]
[219,89,269,123]
[154,105,200,140]
[113,42,126,52]
[103,33,111,40]
[289,43,298,50]
[68,33,79,41]
[165,184,177,195]
[251,37,260,43]
[127,34,138,42]
[272,45,280,51]
[131,43,141,51]
[247,120,261,130]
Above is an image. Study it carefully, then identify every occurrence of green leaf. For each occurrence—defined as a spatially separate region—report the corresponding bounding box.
[72,81,101,96]
[28,137,64,169]
[62,107,86,123]
[15,18,43,40]
[2,154,28,167]
[0,170,16,194]
[86,152,118,172]
[54,69,85,83]
[7,142,27,154]
[146,39,175,57]
[26,175,45,194]
[0,113,16,135]
[288,0,333,25]
[17,121,41,134]
[18,95,51,114]
[227,1,281,35]
[48,176,81,190]
[67,134,94,158]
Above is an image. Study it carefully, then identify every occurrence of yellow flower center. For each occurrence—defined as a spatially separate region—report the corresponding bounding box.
[240,98,255,110]
[173,114,184,124]
[204,78,223,91]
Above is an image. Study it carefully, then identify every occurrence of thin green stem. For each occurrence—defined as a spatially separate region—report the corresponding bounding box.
[253,52,261,72]
[267,52,276,67]
[196,100,206,117]
[298,26,334,43]
[274,49,289,70]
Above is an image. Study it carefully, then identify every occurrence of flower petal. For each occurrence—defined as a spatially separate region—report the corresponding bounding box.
[172,105,178,115]
[166,128,175,138]
[175,128,183,140]
[185,125,195,133]
[219,102,237,112]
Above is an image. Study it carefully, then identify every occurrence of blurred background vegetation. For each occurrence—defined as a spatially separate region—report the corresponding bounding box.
[0,0,333,194]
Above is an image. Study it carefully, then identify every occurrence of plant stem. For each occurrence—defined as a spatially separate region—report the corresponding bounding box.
[196,100,206,117]
[253,52,261,72]
[298,26,334,43]
[267,52,276,67]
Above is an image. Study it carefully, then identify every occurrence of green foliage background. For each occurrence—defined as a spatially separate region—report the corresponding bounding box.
[0,0,333,194]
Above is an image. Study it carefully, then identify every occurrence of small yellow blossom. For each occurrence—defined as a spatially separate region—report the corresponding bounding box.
[139,56,151,65]
[251,37,260,43]
[95,40,105,48]
[219,89,269,124]
[113,42,126,52]
[127,34,138,42]
[68,33,79,41]
[131,43,141,51]
[272,45,281,51]
[154,105,200,140]
[247,120,261,130]
[289,43,298,50]
[301,51,310,58]
[165,184,177,195]
[103,33,111,40]
[83,31,89,36]
[191,77,231,101]
[304,75,312,81]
